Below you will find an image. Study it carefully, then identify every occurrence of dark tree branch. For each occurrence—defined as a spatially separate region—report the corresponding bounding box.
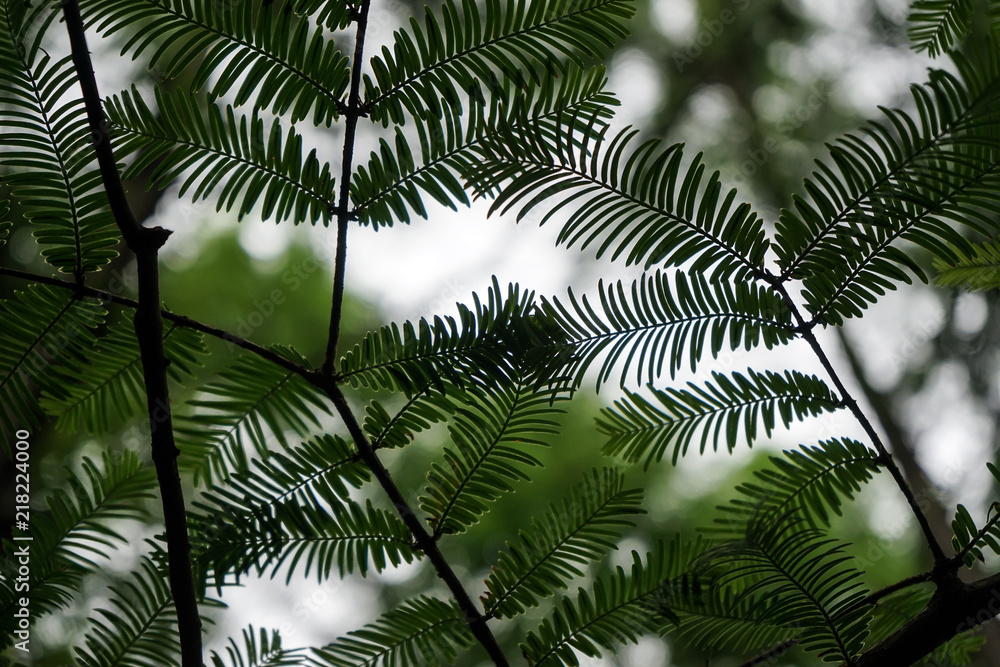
[322,0,370,374]
[308,3,508,663]
[312,377,511,666]
[62,2,202,664]
[853,572,1000,666]
[739,571,937,667]
[766,280,949,566]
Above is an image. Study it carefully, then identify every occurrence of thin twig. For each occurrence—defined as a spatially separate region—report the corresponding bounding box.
[62,2,202,664]
[766,279,948,566]
[322,0,370,374]
[739,639,796,667]
[0,267,312,380]
[317,378,511,666]
[856,571,934,608]
[312,4,510,663]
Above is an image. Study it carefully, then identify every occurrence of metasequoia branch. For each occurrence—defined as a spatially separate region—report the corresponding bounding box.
[321,0,370,373]
[317,379,512,666]
[853,571,1000,666]
[316,3,509,664]
[768,279,949,566]
[62,2,203,665]
[6,265,514,665]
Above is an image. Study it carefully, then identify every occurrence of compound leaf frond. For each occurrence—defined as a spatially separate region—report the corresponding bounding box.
[469,126,769,282]
[711,517,871,663]
[934,237,1000,290]
[339,278,556,396]
[177,348,331,486]
[419,370,564,536]
[0,450,156,635]
[365,0,634,124]
[520,542,687,666]
[483,467,645,619]
[0,285,106,455]
[40,321,206,435]
[312,596,475,667]
[774,58,1000,325]
[717,438,881,532]
[195,496,416,586]
[86,0,350,126]
[598,370,842,467]
[106,86,337,225]
[0,0,119,273]
[353,63,617,229]
[208,626,308,667]
[541,270,794,391]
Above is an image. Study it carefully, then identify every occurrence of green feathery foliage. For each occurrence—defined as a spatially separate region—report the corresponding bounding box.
[950,463,1000,566]
[773,52,1000,325]
[908,0,1000,56]
[75,556,225,667]
[362,388,459,450]
[935,237,1000,289]
[207,626,309,667]
[519,543,685,665]
[196,494,416,585]
[597,370,842,466]
[540,270,794,389]
[352,64,618,229]
[0,450,156,644]
[312,596,475,667]
[189,434,415,587]
[951,501,1000,566]
[0,0,119,275]
[106,87,337,224]
[659,584,799,657]
[482,467,645,619]
[4,0,1000,664]
[40,321,206,434]
[338,278,556,396]
[86,0,351,125]
[0,285,105,454]
[195,434,370,519]
[711,516,872,664]
[469,127,771,281]
[418,368,565,535]
[718,439,882,529]
[363,0,634,125]
[175,348,331,485]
